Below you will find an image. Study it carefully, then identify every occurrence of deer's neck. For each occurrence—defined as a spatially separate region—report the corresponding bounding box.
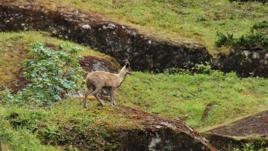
[117,67,127,86]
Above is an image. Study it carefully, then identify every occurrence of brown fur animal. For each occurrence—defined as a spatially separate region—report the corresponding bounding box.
[83,63,131,108]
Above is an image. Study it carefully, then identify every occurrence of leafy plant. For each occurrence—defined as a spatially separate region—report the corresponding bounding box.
[0,89,15,103]
[215,32,235,47]
[233,142,267,151]
[216,21,268,52]
[229,0,267,3]
[0,43,85,105]
[252,21,268,35]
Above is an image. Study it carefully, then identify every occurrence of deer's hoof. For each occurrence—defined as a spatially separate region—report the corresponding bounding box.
[97,103,105,107]
[83,104,89,108]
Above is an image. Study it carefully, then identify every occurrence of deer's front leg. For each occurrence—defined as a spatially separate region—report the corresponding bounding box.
[110,88,116,106]
[83,89,90,108]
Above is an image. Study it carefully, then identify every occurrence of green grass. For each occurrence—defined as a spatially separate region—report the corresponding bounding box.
[1,31,268,132]
[0,99,137,151]
[0,32,122,150]
[53,0,268,54]
[117,71,268,129]
[0,1,267,149]
[2,70,268,150]
[0,31,117,89]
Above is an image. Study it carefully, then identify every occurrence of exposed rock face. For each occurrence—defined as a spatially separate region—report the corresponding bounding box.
[117,107,218,151]
[40,106,218,151]
[204,110,268,150]
[0,2,211,72]
[79,56,118,73]
[213,50,268,77]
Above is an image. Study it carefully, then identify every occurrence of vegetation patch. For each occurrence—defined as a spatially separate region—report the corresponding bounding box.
[0,32,114,91]
[0,42,84,105]
[229,0,267,3]
[117,71,268,129]
[0,99,136,151]
[216,21,268,52]
[213,21,268,77]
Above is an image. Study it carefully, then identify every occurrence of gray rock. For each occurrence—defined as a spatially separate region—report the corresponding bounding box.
[252,52,260,59]
[81,24,91,29]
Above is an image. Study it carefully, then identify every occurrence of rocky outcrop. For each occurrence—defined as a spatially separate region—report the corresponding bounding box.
[37,106,218,151]
[213,50,268,77]
[79,56,118,73]
[0,2,211,72]
[6,106,218,151]
[204,110,268,150]
[117,107,218,151]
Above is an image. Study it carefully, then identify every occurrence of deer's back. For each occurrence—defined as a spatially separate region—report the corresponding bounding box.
[86,71,119,88]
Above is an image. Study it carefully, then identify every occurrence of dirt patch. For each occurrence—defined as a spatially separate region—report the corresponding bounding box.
[8,67,29,93]
[0,1,211,72]
[0,45,29,93]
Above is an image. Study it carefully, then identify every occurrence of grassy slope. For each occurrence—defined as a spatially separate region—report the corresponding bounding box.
[0,31,117,89]
[0,99,136,151]
[0,1,267,148]
[117,71,268,129]
[0,31,130,150]
[0,32,267,127]
[54,0,268,54]
[2,70,267,149]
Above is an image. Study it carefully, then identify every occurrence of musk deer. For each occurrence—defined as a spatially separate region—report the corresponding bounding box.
[83,62,131,108]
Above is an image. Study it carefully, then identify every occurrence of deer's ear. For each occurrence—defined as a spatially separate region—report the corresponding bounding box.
[125,62,130,68]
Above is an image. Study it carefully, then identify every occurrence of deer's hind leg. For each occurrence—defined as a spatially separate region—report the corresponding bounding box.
[91,86,106,106]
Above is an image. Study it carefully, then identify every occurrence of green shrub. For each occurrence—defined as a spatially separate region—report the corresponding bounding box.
[0,43,85,105]
[216,21,268,52]
[229,0,267,3]
[0,89,15,103]
[252,21,268,35]
[233,142,267,151]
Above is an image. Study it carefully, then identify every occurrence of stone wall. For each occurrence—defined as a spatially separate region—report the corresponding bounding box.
[213,50,268,77]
